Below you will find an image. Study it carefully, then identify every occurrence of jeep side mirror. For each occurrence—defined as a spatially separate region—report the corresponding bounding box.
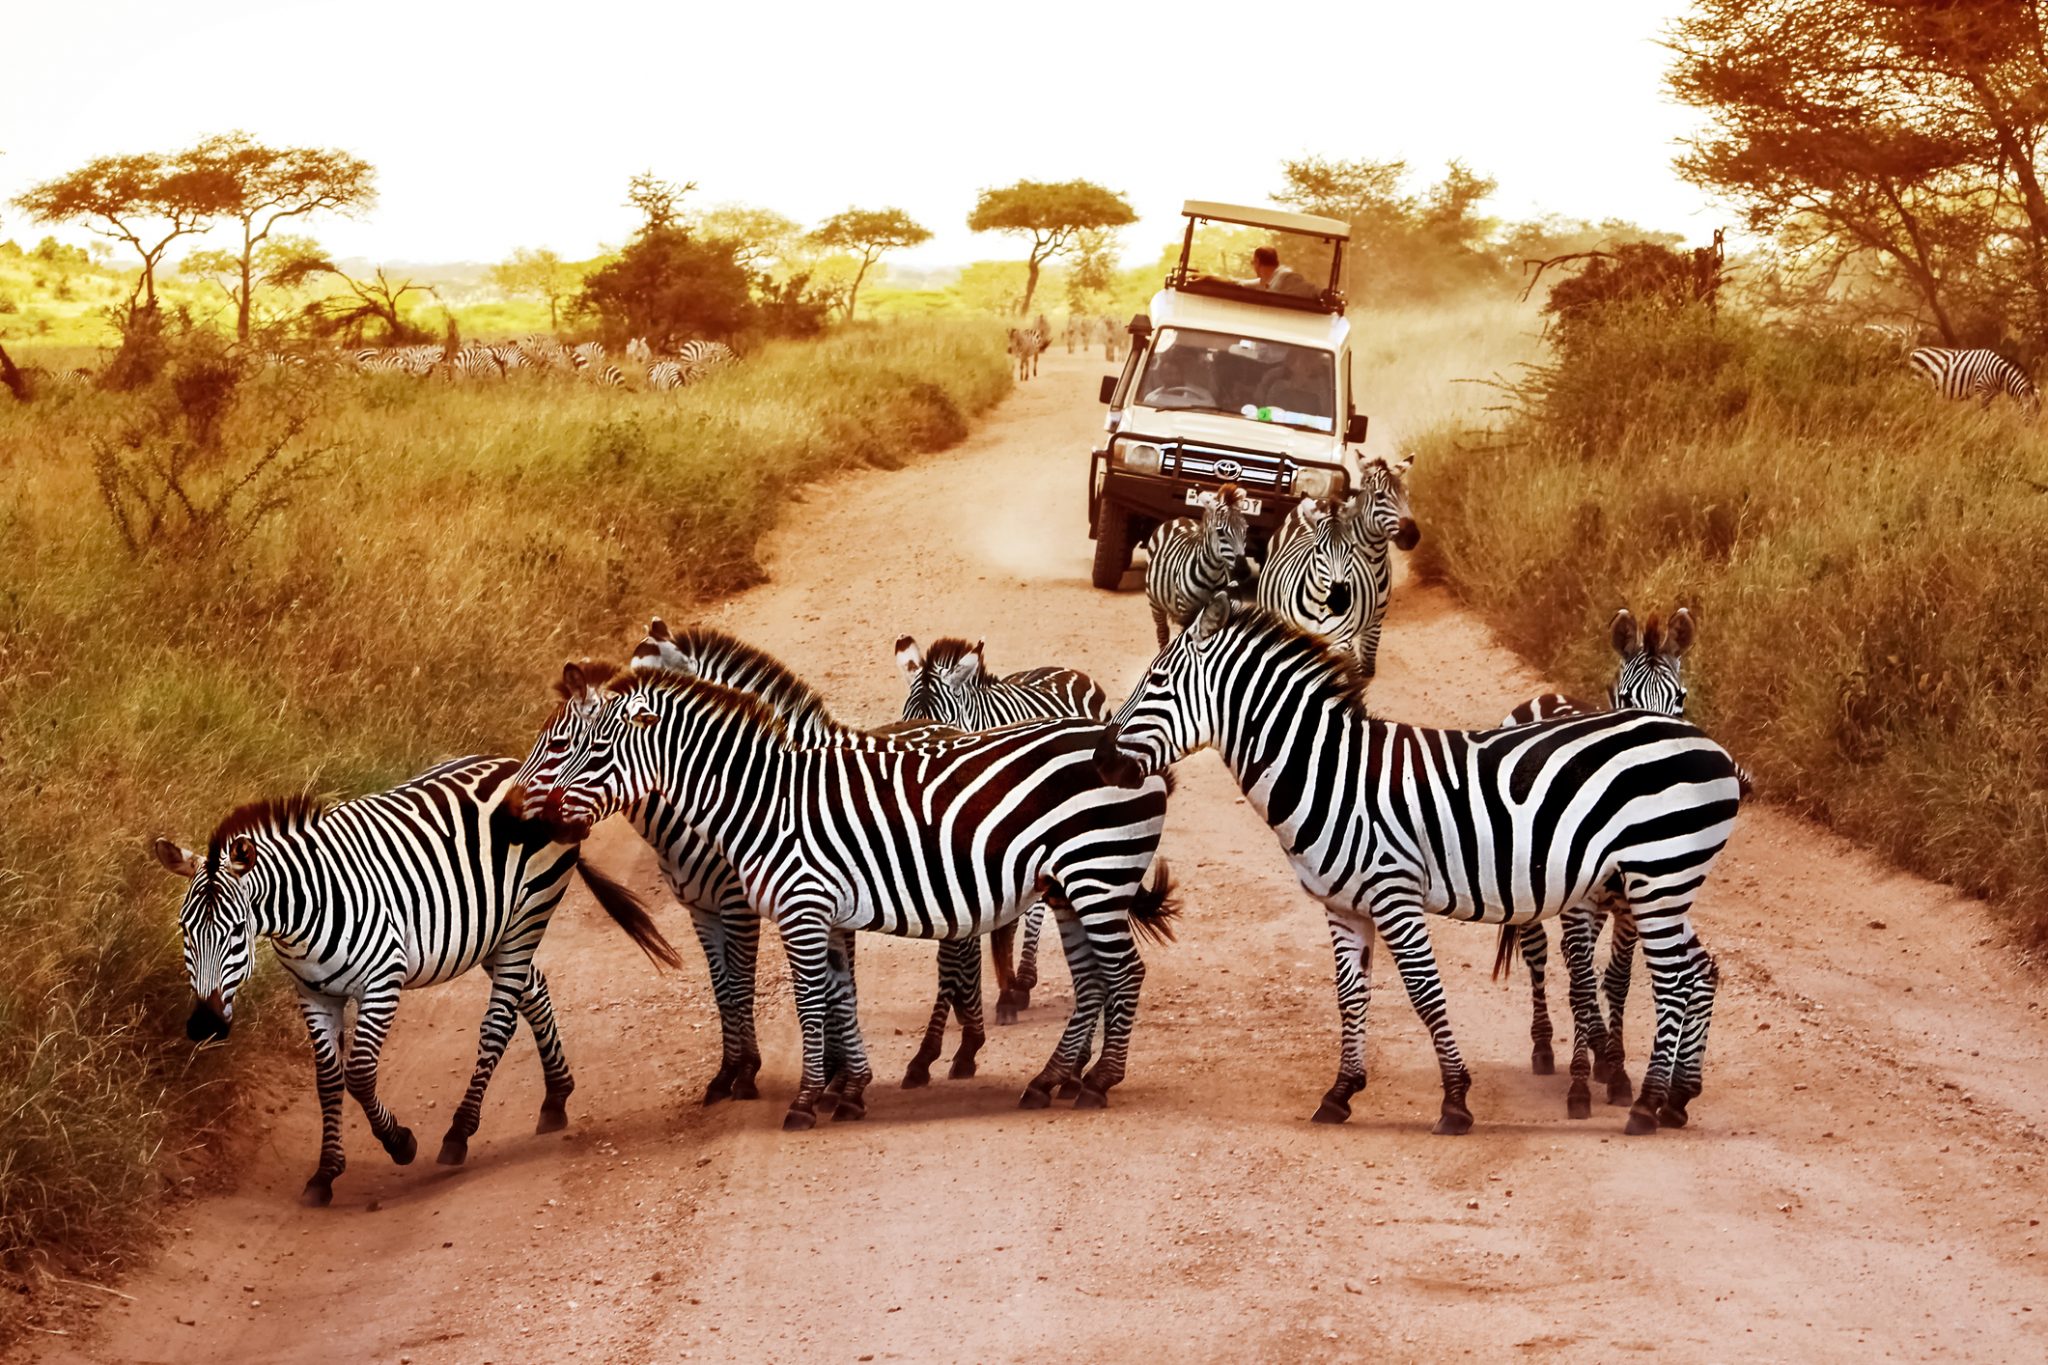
[1099,375,1117,405]
[1346,413,1368,443]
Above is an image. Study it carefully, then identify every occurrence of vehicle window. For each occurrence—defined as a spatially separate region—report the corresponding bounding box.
[1135,329,1335,432]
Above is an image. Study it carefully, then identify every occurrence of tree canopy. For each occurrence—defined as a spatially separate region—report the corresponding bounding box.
[1275,155,1501,300]
[13,150,234,313]
[808,207,931,319]
[967,179,1133,314]
[491,247,578,330]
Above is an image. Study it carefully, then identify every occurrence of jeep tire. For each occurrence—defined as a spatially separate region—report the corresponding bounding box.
[1091,499,1135,590]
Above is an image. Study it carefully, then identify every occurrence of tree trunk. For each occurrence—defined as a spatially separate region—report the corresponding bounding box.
[847,253,874,322]
[0,342,28,403]
[547,295,558,330]
[1020,255,1042,316]
[237,249,254,343]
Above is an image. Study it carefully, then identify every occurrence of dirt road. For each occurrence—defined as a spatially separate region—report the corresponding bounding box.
[37,351,2048,1364]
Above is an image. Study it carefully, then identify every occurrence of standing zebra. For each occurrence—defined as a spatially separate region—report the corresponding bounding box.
[645,359,689,391]
[152,756,679,1205]
[895,635,1113,1021]
[1907,347,2039,408]
[438,343,505,381]
[1496,606,1697,1113]
[1008,325,1046,381]
[677,339,738,382]
[1104,596,1742,1134]
[515,670,1174,1129]
[1144,485,1251,649]
[1255,455,1419,677]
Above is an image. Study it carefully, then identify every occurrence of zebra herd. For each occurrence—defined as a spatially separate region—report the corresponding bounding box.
[349,335,739,389]
[154,448,1748,1203]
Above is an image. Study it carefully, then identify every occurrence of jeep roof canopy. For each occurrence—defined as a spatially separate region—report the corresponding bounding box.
[1169,201,1350,315]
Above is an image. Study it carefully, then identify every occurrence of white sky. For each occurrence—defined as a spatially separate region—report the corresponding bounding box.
[0,0,1717,270]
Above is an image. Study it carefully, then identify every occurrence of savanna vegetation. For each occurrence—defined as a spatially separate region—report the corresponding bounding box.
[0,319,1010,1300]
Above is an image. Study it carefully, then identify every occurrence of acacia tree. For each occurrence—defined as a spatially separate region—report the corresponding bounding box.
[13,150,232,316]
[1276,155,1501,299]
[967,179,1133,315]
[272,249,436,344]
[699,204,803,271]
[1668,0,2048,345]
[807,207,931,319]
[491,247,576,329]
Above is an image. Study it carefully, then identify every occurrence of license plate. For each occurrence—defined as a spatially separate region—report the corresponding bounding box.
[1187,488,1261,516]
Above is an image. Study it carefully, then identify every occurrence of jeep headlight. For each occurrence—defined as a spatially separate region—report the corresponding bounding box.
[1115,441,1165,476]
[1294,466,1347,501]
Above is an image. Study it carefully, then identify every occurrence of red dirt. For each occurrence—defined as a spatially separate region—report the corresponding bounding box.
[30,352,2048,1364]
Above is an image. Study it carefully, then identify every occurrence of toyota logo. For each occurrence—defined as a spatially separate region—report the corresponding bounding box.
[1213,459,1243,481]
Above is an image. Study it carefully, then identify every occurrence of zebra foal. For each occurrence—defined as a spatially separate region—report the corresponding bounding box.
[1144,484,1251,650]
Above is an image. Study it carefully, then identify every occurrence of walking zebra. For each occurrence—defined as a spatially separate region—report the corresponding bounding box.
[1104,596,1742,1134]
[677,339,738,381]
[1496,607,1696,1111]
[1144,485,1251,649]
[152,756,678,1205]
[438,343,505,381]
[1255,455,1419,677]
[645,359,688,391]
[1907,347,2039,407]
[515,666,1174,1129]
[895,634,1113,1021]
[354,344,440,377]
[1008,325,1047,381]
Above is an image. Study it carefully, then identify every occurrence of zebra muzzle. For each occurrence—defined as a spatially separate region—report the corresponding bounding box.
[186,995,231,1042]
[1394,518,1420,551]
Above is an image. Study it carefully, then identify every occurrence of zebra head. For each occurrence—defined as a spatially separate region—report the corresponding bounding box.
[1336,456,1420,552]
[1108,590,1238,777]
[510,660,622,826]
[543,680,679,828]
[896,636,985,725]
[1202,484,1252,566]
[1609,608,1694,716]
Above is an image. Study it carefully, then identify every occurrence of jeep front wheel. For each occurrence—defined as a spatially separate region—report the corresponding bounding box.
[1091,500,1135,590]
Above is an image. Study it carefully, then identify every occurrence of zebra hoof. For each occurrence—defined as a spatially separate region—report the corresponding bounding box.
[1656,1101,1691,1129]
[702,1071,735,1105]
[1606,1072,1635,1106]
[1566,1085,1592,1121]
[1073,1086,1109,1110]
[1531,1044,1555,1076]
[995,993,1021,1027]
[1018,1084,1054,1110]
[900,1064,932,1089]
[301,1175,335,1207]
[1053,1080,1081,1101]
[382,1125,418,1165]
[830,1096,867,1122]
[436,1133,468,1167]
[947,1053,978,1081]
[1310,1098,1351,1125]
[782,1106,818,1132]
[1624,1104,1661,1135]
[732,1070,760,1102]
[1432,1102,1474,1136]
[1591,1056,1613,1084]
[536,1098,569,1134]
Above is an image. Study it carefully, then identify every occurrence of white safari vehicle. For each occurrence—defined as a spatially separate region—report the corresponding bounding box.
[1087,200,1365,589]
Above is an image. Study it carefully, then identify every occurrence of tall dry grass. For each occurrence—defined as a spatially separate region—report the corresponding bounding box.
[0,320,1011,1291]
[1406,302,2048,943]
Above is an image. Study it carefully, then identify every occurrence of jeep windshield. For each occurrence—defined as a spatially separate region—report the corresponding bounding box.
[1134,328,1336,433]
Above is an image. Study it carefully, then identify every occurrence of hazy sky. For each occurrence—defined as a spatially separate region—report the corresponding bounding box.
[0,0,1715,270]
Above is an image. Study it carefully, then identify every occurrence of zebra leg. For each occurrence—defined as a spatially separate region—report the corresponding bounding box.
[1151,601,1172,650]
[1021,896,1106,1108]
[992,918,1023,1025]
[294,989,348,1206]
[1355,617,1385,680]
[720,904,764,1100]
[1073,893,1146,1107]
[340,983,416,1167]
[948,937,989,1080]
[1519,921,1555,1075]
[1662,951,1721,1129]
[1011,898,1045,1013]
[1558,910,1606,1120]
[1312,909,1373,1124]
[1371,896,1475,1135]
[1621,887,1711,1135]
[903,965,953,1090]
[817,929,858,1115]
[1600,907,1640,1105]
[778,913,838,1130]
[685,903,742,1105]
[438,964,525,1165]
[821,930,874,1122]
[513,966,575,1133]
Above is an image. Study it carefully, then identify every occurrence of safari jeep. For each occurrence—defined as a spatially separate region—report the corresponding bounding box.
[1087,200,1365,589]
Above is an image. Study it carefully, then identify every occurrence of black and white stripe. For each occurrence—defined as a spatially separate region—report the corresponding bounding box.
[677,339,738,381]
[1007,325,1047,381]
[1143,486,1250,649]
[1254,456,1419,678]
[151,756,677,1206]
[1908,347,2038,407]
[1107,597,1741,1134]
[516,661,1173,1130]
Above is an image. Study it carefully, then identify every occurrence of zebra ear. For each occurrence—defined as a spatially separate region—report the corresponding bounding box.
[562,660,589,694]
[1611,609,1642,659]
[1295,496,1326,526]
[647,617,672,643]
[226,836,257,876]
[1191,590,1231,642]
[957,640,987,682]
[152,839,199,879]
[1667,608,1696,658]
[895,636,923,681]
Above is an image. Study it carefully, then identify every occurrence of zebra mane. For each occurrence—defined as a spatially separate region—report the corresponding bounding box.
[1639,615,1666,657]
[624,624,843,736]
[1223,600,1376,714]
[206,794,326,861]
[554,658,623,699]
[919,637,984,676]
[609,669,798,745]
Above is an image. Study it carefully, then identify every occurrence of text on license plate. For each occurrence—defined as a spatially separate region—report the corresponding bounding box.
[1187,488,1261,515]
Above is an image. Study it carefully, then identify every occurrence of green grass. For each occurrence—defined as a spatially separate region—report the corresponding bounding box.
[1406,302,2048,942]
[0,318,1011,1308]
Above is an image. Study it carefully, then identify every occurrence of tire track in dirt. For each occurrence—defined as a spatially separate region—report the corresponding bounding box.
[36,351,2048,1365]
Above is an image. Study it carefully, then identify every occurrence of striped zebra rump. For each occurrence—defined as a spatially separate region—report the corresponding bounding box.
[1908,347,2039,406]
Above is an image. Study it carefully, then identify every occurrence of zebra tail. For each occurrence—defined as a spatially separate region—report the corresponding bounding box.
[1128,860,1180,946]
[1735,763,1756,800]
[576,858,683,970]
[1490,924,1520,981]
[1092,725,1147,788]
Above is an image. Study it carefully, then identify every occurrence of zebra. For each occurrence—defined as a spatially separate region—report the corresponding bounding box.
[1907,347,2039,408]
[626,336,654,364]
[1143,485,1251,649]
[1103,595,1743,1134]
[1008,325,1046,381]
[895,634,1112,1021]
[1495,606,1696,1111]
[571,341,624,386]
[1101,315,1121,363]
[1255,455,1419,677]
[490,341,534,375]
[354,345,438,377]
[514,667,1175,1130]
[439,343,505,381]
[677,339,738,381]
[151,756,679,1206]
[645,359,689,391]
[516,334,572,373]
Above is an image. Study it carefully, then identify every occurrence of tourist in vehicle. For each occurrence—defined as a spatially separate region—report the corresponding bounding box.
[1248,246,1318,297]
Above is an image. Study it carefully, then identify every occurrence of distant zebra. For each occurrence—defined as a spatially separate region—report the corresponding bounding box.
[354,344,439,377]
[152,756,678,1206]
[517,657,1175,1129]
[490,342,534,374]
[645,359,689,391]
[439,343,505,381]
[1908,347,2038,407]
[1144,485,1250,649]
[1255,455,1419,677]
[1008,325,1047,381]
[1106,597,1743,1135]
[1495,607,1696,1112]
[571,342,625,388]
[626,337,654,364]
[895,635,1113,1022]
[1100,315,1121,363]
[516,334,572,372]
[677,339,738,382]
